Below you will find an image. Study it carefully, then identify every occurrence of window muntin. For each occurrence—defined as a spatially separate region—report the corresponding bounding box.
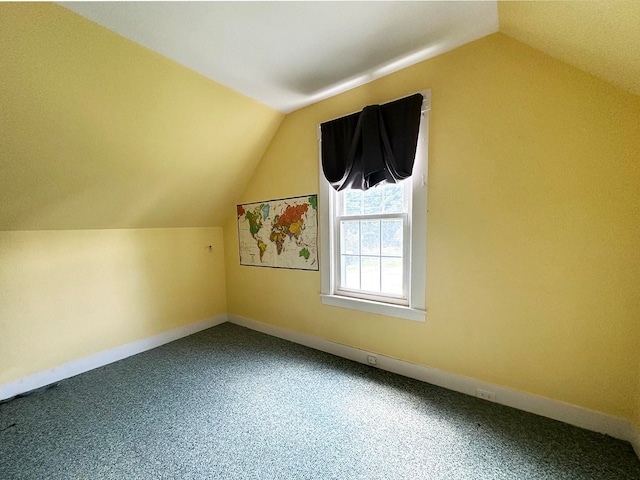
[333,182,411,304]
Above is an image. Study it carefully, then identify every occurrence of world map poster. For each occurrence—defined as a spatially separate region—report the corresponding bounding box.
[237,194,318,270]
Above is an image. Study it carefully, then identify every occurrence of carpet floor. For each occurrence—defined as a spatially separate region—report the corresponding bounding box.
[1,323,639,479]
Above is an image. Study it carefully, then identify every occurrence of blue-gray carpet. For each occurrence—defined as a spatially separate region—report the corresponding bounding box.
[1,323,639,479]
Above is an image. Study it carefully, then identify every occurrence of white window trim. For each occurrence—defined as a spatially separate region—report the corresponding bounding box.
[319,90,430,322]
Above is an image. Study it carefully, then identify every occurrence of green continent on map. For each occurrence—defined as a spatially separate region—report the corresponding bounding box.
[299,248,310,260]
[244,206,263,237]
[244,205,268,262]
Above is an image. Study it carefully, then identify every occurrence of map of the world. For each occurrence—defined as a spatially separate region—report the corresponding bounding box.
[237,194,318,270]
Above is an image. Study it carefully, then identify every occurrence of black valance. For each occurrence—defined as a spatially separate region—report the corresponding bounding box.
[321,93,423,191]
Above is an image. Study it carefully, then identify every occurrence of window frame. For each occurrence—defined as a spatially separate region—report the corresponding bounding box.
[333,183,411,305]
[318,90,430,322]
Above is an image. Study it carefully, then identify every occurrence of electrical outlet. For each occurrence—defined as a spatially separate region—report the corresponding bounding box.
[476,389,496,402]
[367,355,377,366]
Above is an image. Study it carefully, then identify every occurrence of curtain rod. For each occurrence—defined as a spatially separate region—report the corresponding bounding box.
[317,89,431,140]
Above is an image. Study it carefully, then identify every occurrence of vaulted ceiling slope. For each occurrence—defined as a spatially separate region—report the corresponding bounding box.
[499,1,640,98]
[60,1,500,114]
[0,3,283,231]
[59,1,640,112]
[3,2,638,232]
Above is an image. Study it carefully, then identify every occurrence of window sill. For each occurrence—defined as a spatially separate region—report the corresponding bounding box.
[320,294,426,322]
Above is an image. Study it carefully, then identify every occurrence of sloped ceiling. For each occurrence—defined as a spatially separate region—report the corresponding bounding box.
[499,1,640,98]
[0,3,283,230]
[2,2,637,232]
[60,1,500,113]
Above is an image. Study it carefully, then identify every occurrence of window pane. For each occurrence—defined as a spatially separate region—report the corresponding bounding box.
[341,255,360,289]
[382,183,404,213]
[381,258,403,295]
[340,221,360,255]
[363,187,383,215]
[336,184,409,300]
[361,256,380,292]
[343,190,363,215]
[360,220,380,255]
[381,219,403,256]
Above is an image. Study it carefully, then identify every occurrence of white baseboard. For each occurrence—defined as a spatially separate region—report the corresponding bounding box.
[3,312,638,461]
[0,314,228,401]
[228,314,637,447]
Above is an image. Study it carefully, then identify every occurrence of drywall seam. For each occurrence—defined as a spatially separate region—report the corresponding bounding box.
[228,314,636,446]
[0,314,228,401]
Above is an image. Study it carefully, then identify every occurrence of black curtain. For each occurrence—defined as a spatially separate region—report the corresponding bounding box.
[321,93,423,191]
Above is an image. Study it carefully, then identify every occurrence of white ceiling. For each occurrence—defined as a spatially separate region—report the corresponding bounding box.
[60,1,499,113]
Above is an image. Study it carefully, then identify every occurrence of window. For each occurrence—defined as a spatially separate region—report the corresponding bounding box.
[336,182,409,304]
[319,91,429,321]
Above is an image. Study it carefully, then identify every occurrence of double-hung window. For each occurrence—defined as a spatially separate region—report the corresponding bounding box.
[319,90,429,321]
[335,181,410,304]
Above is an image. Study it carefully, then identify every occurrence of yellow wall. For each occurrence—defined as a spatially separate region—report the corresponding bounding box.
[0,4,268,386]
[0,228,226,385]
[499,0,640,98]
[2,2,639,428]
[0,3,283,230]
[636,361,640,436]
[225,33,640,421]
